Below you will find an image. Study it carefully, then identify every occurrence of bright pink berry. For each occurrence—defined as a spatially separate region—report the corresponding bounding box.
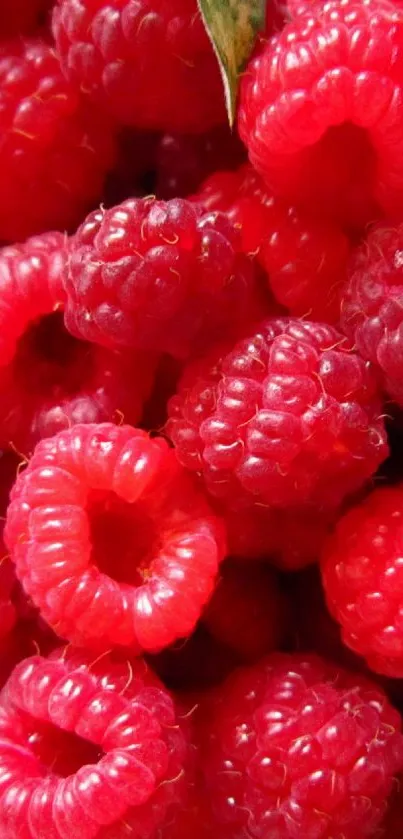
[194,165,350,322]
[238,0,403,231]
[0,0,50,37]
[0,37,116,243]
[5,423,226,652]
[63,197,264,358]
[321,485,403,678]
[341,221,403,407]
[166,317,388,510]
[198,653,403,838]
[52,0,226,133]
[0,646,189,838]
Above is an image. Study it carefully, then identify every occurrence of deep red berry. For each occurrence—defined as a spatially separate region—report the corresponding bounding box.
[155,128,245,200]
[341,222,403,407]
[52,0,226,133]
[194,165,350,322]
[0,37,115,243]
[5,423,226,652]
[166,317,387,510]
[0,647,189,838]
[238,0,403,232]
[63,197,264,358]
[198,653,403,838]
[321,485,403,678]
[0,0,51,37]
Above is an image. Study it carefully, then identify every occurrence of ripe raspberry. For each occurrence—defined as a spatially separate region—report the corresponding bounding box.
[194,165,350,322]
[63,197,264,358]
[0,38,115,243]
[0,233,156,452]
[0,0,51,37]
[341,222,403,408]
[166,317,388,510]
[5,423,226,652]
[203,560,289,661]
[52,0,226,133]
[238,0,403,231]
[0,647,189,838]
[321,485,403,678]
[198,653,403,838]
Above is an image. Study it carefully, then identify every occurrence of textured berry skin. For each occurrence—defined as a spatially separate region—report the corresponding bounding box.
[238,0,403,231]
[0,38,115,243]
[321,485,403,678]
[63,197,263,358]
[198,653,403,839]
[0,234,156,451]
[0,647,189,838]
[0,0,51,37]
[52,0,226,133]
[194,165,350,322]
[341,222,403,408]
[166,317,388,510]
[5,423,226,652]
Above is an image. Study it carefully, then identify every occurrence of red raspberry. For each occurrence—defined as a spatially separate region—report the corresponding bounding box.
[198,653,403,838]
[321,485,403,678]
[0,0,51,37]
[0,646,189,838]
[5,423,226,652]
[203,559,289,661]
[0,233,156,452]
[52,0,226,133]
[166,317,388,510]
[194,165,350,322]
[63,197,264,358]
[0,38,115,243]
[238,0,403,232]
[341,222,403,408]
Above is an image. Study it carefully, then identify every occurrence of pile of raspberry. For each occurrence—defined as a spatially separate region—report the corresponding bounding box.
[3,0,403,836]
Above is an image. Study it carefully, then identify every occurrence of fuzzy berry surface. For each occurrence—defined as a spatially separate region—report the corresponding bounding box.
[238,0,403,232]
[166,317,388,510]
[321,485,403,678]
[341,221,403,408]
[0,37,115,243]
[0,646,190,838]
[194,165,350,322]
[52,0,226,133]
[63,197,264,358]
[198,653,403,839]
[5,423,226,652]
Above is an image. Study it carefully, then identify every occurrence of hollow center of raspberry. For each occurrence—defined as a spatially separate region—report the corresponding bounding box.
[28,720,103,778]
[14,311,93,395]
[88,490,159,585]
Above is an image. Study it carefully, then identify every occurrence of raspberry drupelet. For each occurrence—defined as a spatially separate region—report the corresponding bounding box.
[0,233,156,452]
[63,196,264,358]
[0,38,115,243]
[166,317,388,510]
[4,423,226,652]
[194,165,350,322]
[238,0,403,232]
[321,485,403,678]
[52,0,226,133]
[341,222,403,408]
[0,647,190,838]
[198,653,403,839]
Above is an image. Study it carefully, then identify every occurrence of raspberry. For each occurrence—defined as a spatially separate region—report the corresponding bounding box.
[194,165,350,322]
[166,317,388,510]
[198,653,403,838]
[0,38,115,243]
[341,222,403,408]
[52,0,226,133]
[0,0,51,37]
[5,423,226,652]
[63,197,264,358]
[0,233,156,451]
[0,646,189,838]
[238,0,403,231]
[321,485,403,678]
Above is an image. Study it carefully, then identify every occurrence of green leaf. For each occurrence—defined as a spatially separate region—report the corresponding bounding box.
[198,0,266,126]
